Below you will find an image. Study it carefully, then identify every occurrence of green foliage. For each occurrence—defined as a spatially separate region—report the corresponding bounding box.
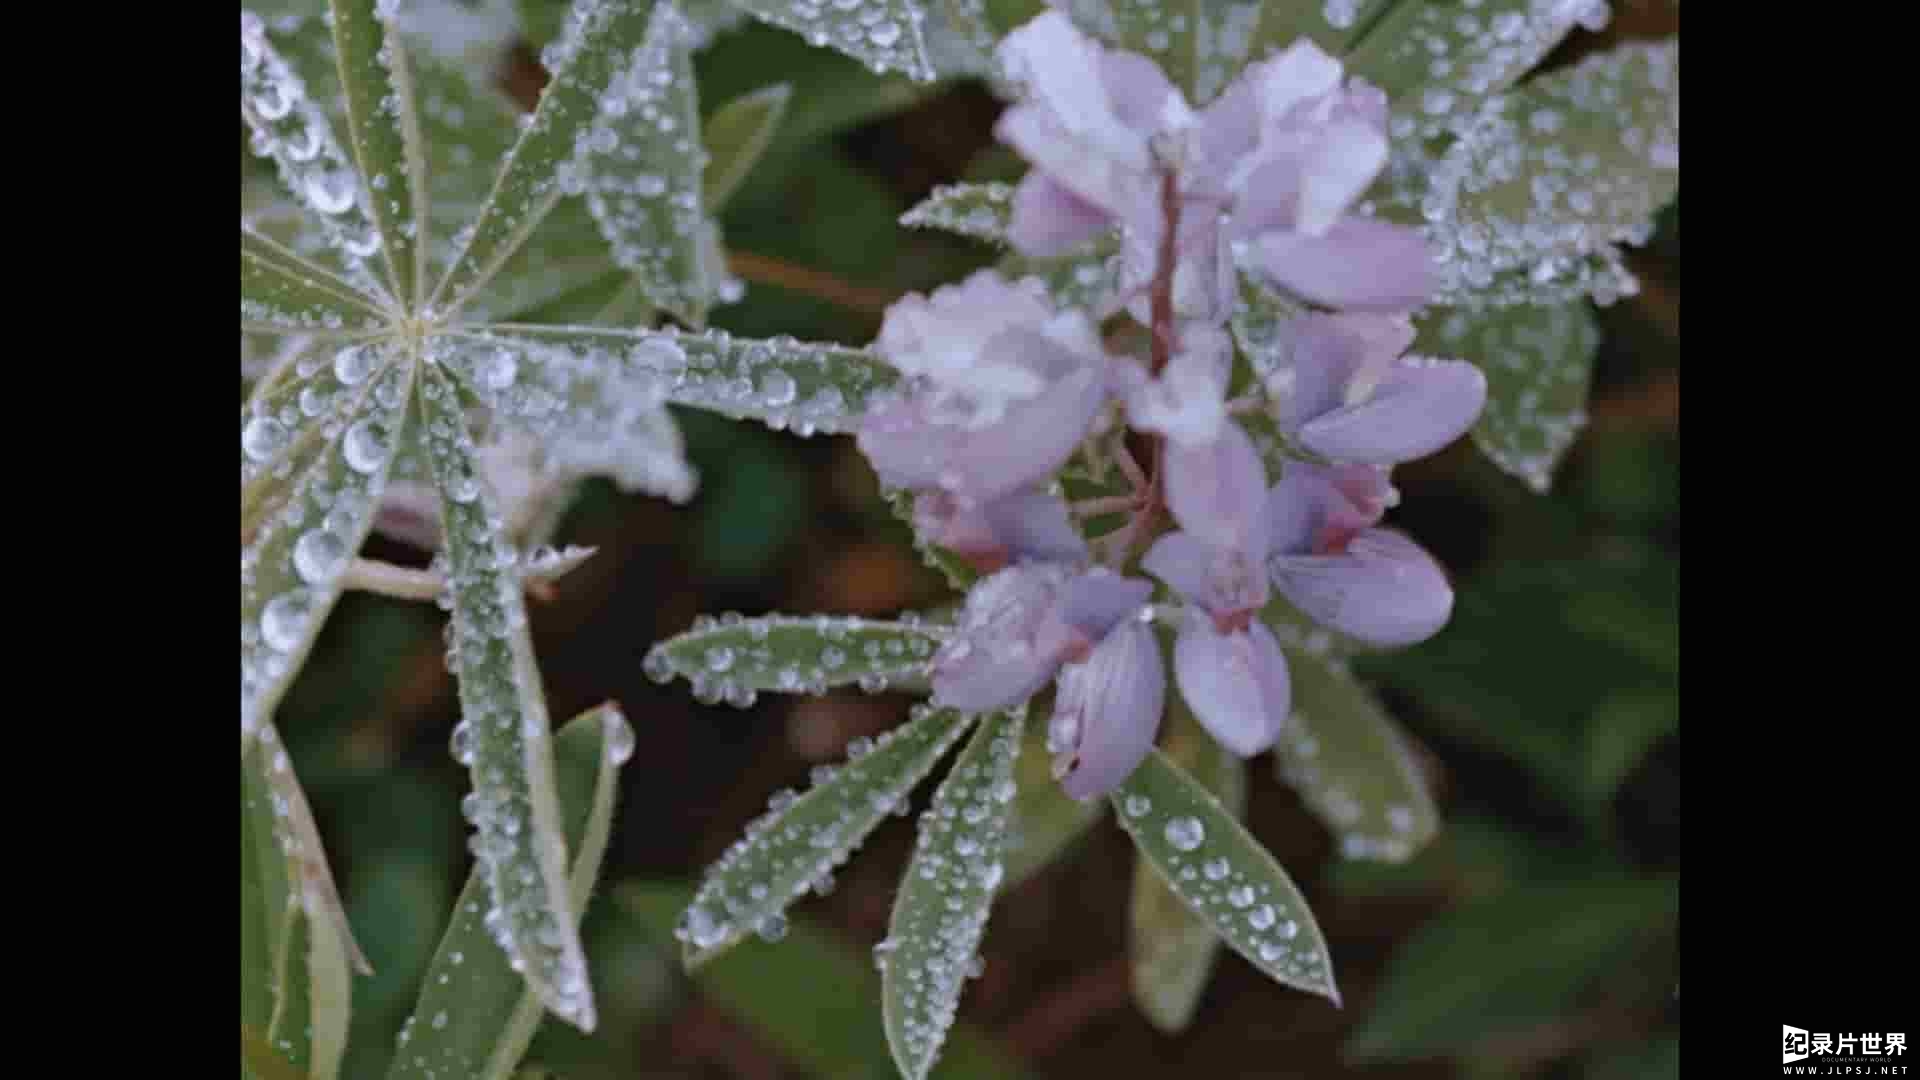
[1114,749,1339,1004]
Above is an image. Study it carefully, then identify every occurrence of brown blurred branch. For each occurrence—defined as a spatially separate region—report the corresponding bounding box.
[726,250,896,317]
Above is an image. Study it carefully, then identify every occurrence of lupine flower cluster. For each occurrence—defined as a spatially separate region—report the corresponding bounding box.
[858,10,1487,802]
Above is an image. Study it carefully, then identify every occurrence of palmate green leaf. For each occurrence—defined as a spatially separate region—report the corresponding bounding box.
[242,226,388,336]
[1274,645,1439,864]
[882,708,1024,1080]
[576,1,723,326]
[678,705,976,968]
[1000,716,1102,888]
[1417,300,1601,493]
[243,338,397,540]
[469,203,636,324]
[724,0,937,83]
[1348,0,1599,145]
[242,721,368,1080]
[242,14,391,293]
[1113,749,1339,1004]
[643,612,943,704]
[430,0,659,314]
[417,365,596,1032]
[1421,39,1679,307]
[439,327,698,504]
[387,703,633,1080]
[899,181,1014,243]
[327,0,428,305]
[463,323,898,435]
[702,83,792,210]
[621,881,1038,1080]
[1346,875,1678,1062]
[1129,703,1244,1033]
[242,357,414,741]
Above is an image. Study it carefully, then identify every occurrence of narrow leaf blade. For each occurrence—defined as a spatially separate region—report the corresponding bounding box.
[242,13,391,295]
[438,329,698,503]
[643,613,943,704]
[242,357,413,740]
[1129,704,1244,1033]
[417,364,596,1031]
[619,881,1038,1080]
[1274,645,1439,864]
[678,704,976,968]
[899,181,1013,243]
[727,0,937,82]
[431,0,658,312]
[578,2,722,325]
[243,721,368,1080]
[1417,300,1601,493]
[1113,749,1339,1003]
[242,225,388,335]
[386,703,634,1080]
[327,0,425,304]
[882,709,1025,1080]
[467,324,898,435]
[702,83,792,210]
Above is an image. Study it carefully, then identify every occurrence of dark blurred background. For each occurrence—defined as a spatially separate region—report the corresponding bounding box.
[274,4,1679,1075]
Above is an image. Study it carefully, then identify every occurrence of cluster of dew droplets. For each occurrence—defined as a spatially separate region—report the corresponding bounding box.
[1375,0,1615,146]
[643,612,942,705]
[242,363,410,738]
[419,368,596,1031]
[899,182,1015,242]
[243,340,388,489]
[1416,35,1673,307]
[1274,705,1426,864]
[517,327,876,436]
[674,705,975,959]
[745,0,932,81]
[437,333,696,502]
[879,710,1023,1079]
[664,329,878,435]
[240,12,387,293]
[565,1,733,320]
[1430,303,1597,493]
[1113,787,1333,996]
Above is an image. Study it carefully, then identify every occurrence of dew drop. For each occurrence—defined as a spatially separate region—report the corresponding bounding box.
[243,416,290,463]
[1163,816,1204,852]
[292,529,348,585]
[343,419,392,474]
[261,589,314,653]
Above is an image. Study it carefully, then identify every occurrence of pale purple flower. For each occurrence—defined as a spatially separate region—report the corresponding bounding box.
[1266,312,1487,465]
[931,563,1165,799]
[1142,423,1291,755]
[1113,322,1233,447]
[994,11,1434,319]
[857,271,1110,506]
[1049,618,1165,799]
[913,487,1087,572]
[1267,461,1454,647]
